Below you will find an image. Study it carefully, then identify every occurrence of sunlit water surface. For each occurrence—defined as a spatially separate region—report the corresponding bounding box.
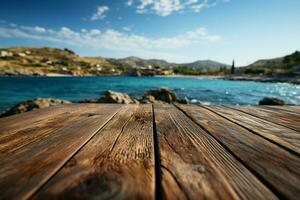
[0,76,299,112]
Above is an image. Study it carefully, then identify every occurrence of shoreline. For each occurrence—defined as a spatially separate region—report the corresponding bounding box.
[0,74,299,84]
[220,75,300,85]
[156,74,300,84]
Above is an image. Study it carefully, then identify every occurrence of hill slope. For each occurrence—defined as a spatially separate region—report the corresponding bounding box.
[239,51,300,76]
[179,60,229,70]
[0,47,229,76]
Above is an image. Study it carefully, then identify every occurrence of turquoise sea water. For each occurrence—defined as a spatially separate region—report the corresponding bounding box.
[0,76,299,113]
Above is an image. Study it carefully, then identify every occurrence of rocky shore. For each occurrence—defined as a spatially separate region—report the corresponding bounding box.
[0,87,293,118]
[0,88,188,118]
[0,98,71,118]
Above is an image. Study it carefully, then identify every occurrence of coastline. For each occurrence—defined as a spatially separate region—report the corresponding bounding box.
[220,75,300,85]
[0,73,299,84]
[156,74,300,84]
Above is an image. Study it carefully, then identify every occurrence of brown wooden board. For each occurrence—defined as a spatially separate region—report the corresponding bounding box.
[264,106,300,114]
[0,104,122,200]
[0,104,109,157]
[225,106,300,132]
[33,104,155,200]
[178,104,300,199]
[154,104,276,200]
[0,104,80,133]
[204,105,300,155]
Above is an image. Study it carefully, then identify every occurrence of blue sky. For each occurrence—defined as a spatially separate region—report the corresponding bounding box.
[0,0,299,66]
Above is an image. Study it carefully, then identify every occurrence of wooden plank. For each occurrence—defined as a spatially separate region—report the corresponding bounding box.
[0,103,80,132]
[178,104,300,199]
[154,104,276,200]
[0,104,108,157]
[0,104,122,200]
[33,104,155,200]
[265,106,300,114]
[226,106,300,132]
[204,105,300,155]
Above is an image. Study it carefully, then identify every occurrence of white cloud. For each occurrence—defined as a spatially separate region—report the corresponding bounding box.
[89,29,102,35]
[123,26,132,31]
[191,1,209,12]
[91,6,109,20]
[0,23,220,60]
[128,0,228,16]
[126,0,134,6]
[20,26,47,33]
[186,0,198,5]
[34,26,46,33]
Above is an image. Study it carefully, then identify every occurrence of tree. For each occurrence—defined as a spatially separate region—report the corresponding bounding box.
[231,59,235,74]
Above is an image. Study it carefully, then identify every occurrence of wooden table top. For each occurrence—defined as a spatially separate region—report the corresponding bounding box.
[0,104,299,200]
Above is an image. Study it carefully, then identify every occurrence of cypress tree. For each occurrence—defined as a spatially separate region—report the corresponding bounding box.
[231,59,235,74]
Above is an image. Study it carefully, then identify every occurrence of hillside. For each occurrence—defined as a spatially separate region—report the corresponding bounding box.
[107,56,175,69]
[239,51,300,76]
[0,47,229,76]
[0,47,119,76]
[179,60,229,70]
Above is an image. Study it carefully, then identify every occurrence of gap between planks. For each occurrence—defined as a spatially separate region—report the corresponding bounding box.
[156,103,276,200]
[223,105,300,133]
[29,106,123,199]
[0,104,123,200]
[202,105,300,156]
[175,104,300,199]
[33,104,156,200]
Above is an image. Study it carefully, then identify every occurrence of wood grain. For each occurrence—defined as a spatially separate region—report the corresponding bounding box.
[264,106,300,114]
[154,104,276,200]
[33,104,155,200]
[0,104,109,157]
[0,104,122,200]
[204,105,300,155]
[226,106,300,132]
[0,103,78,133]
[178,104,300,199]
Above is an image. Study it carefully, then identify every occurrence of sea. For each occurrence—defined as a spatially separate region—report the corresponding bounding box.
[0,76,299,113]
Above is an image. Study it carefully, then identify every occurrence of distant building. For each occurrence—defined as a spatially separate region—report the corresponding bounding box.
[0,51,13,57]
[18,53,26,57]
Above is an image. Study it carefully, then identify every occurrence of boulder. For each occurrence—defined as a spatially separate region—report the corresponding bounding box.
[144,88,178,103]
[177,97,189,104]
[0,98,71,118]
[98,90,135,104]
[258,97,286,105]
[142,95,156,103]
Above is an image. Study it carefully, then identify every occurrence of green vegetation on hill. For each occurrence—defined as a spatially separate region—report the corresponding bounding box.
[0,47,120,76]
[1,47,299,77]
[174,66,229,75]
[0,47,228,76]
[238,51,300,77]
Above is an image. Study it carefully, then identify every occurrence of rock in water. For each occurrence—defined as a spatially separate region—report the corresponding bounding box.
[0,98,71,118]
[144,88,178,103]
[177,97,189,104]
[98,90,135,104]
[258,97,286,105]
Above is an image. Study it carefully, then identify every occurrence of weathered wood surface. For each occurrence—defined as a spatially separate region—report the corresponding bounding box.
[264,105,300,114]
[177,104,300,199]
[0,104,108,157]
[225,105,300,132]
[0,104,299,200]
[154,104,276,200]
[203,105,300,155]
[34,104,155,200]
[0,104,122,200]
